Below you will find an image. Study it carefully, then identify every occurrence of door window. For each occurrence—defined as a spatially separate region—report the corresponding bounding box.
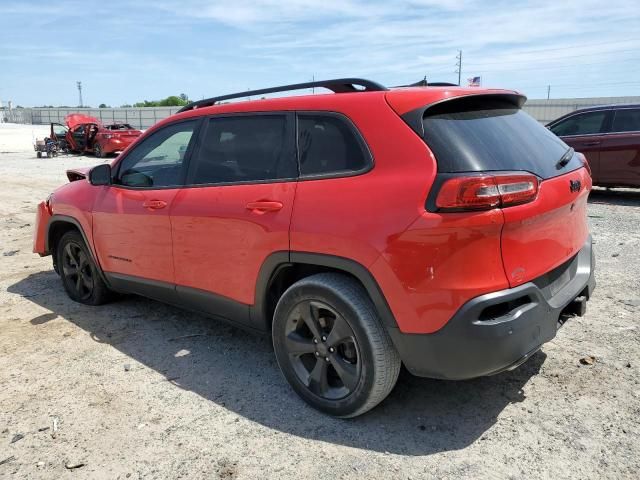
[53,125,67,136]
[550,111,608,136]
[297,113,371,176]
[115,120,197,188]
[611,109,640,133]
[188,115,295,185]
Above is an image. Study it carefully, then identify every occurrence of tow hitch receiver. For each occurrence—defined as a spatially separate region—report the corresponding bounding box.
[564,295,587,318]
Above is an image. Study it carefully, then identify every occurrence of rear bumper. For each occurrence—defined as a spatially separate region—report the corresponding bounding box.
[389,235,595,380]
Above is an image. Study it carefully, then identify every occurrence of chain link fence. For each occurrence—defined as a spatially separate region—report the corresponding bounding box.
[1,107,182,129]
[2,96,640,128]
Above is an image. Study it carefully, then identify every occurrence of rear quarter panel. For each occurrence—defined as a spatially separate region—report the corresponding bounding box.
[290,94,435,268]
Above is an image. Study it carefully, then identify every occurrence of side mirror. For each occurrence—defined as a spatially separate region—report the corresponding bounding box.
[89,164,111,186]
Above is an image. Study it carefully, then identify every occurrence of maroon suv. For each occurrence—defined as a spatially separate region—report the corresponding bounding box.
[547,104,640,188]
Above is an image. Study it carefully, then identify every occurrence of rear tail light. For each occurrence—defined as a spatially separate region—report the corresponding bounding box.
[435,173,539,211]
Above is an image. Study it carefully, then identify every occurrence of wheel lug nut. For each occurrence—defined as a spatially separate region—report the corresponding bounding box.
[313,338,318,344]
[315,352,319,356]
[329,347,335,353]
[325,357,330,362]
[321,336,327,342]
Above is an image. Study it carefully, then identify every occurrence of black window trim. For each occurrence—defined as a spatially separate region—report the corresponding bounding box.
[548,109,614,138]
[182,111,298,188]
[610,107,640,135]
[110,117,205,190]
[295,110,374,181]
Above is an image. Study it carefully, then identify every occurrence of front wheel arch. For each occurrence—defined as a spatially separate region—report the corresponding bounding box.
[47,217,107,286]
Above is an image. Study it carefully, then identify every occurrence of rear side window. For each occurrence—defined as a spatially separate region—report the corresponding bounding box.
[297,113,370,177]
[189,115,296,185]
[612,109,640,133]
[421,97,581,180]
[549,111,608,136]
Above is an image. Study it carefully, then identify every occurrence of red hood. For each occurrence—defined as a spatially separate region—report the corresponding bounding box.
[65,114,101,129]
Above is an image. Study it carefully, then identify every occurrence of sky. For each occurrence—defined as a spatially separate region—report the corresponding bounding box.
[1,0,639,107]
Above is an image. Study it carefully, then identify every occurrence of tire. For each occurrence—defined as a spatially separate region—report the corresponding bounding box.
[272,273,401,417]
[94,143,104,158]
[56,231,113,305]
[36,151,42,158]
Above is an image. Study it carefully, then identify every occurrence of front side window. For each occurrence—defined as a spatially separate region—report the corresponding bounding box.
[52,125,67,136]
[115,120,197,188]
[550,111,608,136]
[298,114,370,176]
[189,115,295,185]
[611,109,640,133]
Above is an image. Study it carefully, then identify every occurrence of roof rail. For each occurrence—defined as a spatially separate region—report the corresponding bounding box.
[177,78,388,113]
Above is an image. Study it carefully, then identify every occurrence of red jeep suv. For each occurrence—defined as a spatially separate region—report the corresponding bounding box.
[33,79,596,417]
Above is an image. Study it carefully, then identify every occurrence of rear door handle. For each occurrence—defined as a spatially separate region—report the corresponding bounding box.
[142,199,167,210]
[246,201,283,213]
[582,141,601,146]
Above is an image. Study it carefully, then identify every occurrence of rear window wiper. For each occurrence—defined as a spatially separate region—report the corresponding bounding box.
[556,147,574,169]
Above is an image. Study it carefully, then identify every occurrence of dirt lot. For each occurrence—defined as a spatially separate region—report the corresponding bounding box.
[1,123,639,479]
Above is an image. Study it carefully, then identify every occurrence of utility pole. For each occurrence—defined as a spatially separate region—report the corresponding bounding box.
[547,85,551,100]
[77,81,83,107]
[455,50,462,86]
[312,74,315,94]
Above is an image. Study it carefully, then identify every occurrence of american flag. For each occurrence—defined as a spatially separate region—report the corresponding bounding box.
[467,76,481,87]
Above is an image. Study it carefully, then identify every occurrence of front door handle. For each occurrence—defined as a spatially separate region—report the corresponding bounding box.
[246,201,283,213]
[582,141,601,146]
[142,199,167,210]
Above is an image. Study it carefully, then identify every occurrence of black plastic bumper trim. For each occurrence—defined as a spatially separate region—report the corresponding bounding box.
[389,235,595,380]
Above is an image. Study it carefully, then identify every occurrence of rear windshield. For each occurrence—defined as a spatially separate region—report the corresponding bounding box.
[421,97,582,179]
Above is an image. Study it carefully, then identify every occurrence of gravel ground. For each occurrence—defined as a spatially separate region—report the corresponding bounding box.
[0,123,639,479]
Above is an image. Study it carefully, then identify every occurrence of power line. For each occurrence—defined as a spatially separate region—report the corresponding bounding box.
[517,80,640,90]
[463,48,639,68]
[427,55,640,75]
[481,37,640,57]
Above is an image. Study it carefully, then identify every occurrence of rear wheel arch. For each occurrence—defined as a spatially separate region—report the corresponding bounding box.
[46,216,105,281]
[252,252,399,332]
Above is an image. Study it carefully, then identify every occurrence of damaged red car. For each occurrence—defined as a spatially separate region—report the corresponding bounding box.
[50,114,142,158]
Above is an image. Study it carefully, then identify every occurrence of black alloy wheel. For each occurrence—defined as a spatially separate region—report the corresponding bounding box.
[273,273,401,417]
[284,299,361,400]
[56,230,113,305]
[61,241,94,300]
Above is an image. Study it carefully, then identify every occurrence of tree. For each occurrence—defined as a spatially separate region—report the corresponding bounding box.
[131,95,190,107]
[98,103,109,108]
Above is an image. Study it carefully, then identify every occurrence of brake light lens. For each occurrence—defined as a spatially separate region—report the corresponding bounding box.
[435,174,539,211]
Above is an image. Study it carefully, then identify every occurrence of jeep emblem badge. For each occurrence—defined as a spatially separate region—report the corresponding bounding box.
[569,179,581,192]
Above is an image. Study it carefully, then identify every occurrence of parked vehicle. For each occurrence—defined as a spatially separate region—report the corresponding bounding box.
[33,137,59,158]
[51,114,142,158]
[547,104,640,188]
[33,79,596,417]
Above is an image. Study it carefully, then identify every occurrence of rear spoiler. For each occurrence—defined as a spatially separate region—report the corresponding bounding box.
[400,93,527,137]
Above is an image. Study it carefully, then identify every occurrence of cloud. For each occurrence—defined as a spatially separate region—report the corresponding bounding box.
[1,0,639,104]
